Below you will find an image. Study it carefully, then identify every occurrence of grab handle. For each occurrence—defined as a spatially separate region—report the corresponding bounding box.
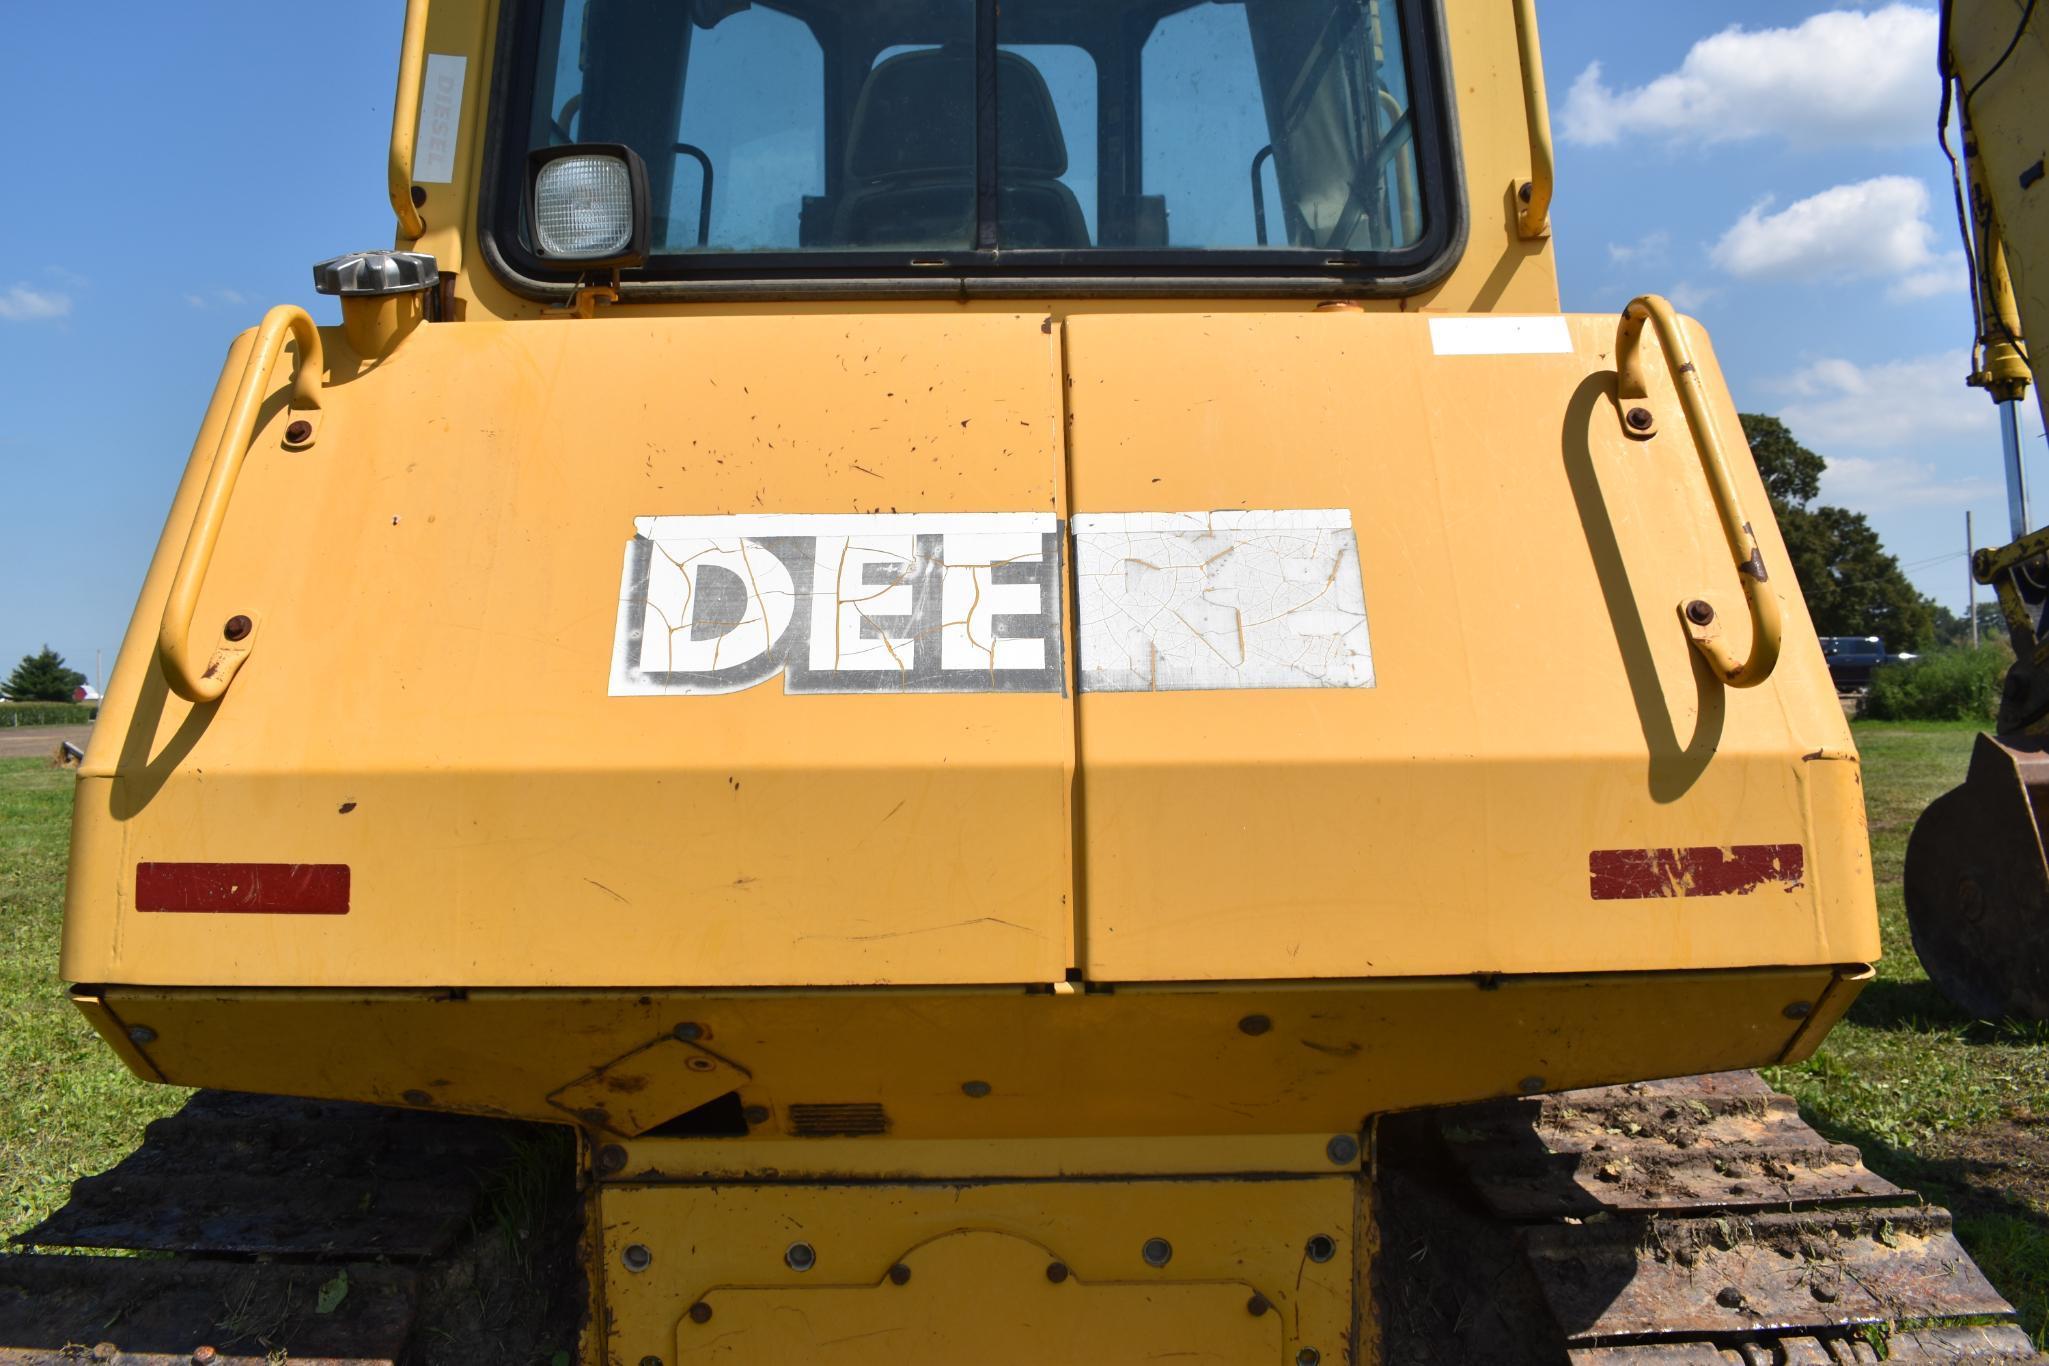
[157,306,323,703]
[389,0,431,240]
[1512,0,1553,238]
[1615,295,1781,689]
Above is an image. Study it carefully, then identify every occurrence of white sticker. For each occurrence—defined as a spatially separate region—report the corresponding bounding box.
[413,53,468,185]
[611,514,1064,696]
[1073,510,1374,692]
[1428,316,1574,356]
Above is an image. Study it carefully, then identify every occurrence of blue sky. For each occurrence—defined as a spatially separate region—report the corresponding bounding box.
[0,1,2014,681]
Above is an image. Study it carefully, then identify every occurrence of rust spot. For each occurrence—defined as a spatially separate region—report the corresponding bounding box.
[338,801,357,814]
[603,1073,651,1094]
[1588,845,1804,900]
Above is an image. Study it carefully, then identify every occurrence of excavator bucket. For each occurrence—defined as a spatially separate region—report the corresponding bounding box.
[1905,732,2049,1019]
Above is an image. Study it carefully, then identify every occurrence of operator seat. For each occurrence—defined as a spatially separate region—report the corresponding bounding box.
[833,47,1090,248]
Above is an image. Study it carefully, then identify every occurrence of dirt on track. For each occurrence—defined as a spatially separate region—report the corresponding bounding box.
[0,724,91,759]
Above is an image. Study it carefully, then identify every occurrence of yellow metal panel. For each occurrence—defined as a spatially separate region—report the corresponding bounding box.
[94,969,1850,1137]
[676,1230,1279,1364]
[600,1177,1350,1366]
[1063,310,1875,982]
[64,312,1075,989]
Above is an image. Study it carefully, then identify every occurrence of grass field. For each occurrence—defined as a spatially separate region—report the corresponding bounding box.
[1764,722,2049,1344]
[2,729,2047,1344]
[0,759,186,1234]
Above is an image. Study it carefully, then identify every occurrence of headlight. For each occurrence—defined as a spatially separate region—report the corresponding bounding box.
[527,144,649,269]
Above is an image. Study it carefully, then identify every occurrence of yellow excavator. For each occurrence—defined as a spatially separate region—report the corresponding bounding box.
[1907,0,2049,1023]
[3,1,2041,1362]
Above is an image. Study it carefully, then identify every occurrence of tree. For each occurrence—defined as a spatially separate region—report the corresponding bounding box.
[2,647,87,703]
[1738,414,1937,651]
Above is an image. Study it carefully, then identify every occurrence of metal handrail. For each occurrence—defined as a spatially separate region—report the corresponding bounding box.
[1512,0,1553,238]
[388,0,431,240]
[1616,295,1782,689]
[157,307,323,703]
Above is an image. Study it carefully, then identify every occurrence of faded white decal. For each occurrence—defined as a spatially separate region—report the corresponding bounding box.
[1428,316,1573,356]
[610,514,1063,696]
[1073,510,1374,692]
[413,54,468,184]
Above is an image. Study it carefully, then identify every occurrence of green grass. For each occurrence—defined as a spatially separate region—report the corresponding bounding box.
[0,757,185,1235]
[1765,721,2049,1345]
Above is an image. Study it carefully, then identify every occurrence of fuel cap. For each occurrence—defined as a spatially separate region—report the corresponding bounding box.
[312,250,439,297]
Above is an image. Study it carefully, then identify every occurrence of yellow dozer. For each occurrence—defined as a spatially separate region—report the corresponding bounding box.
[3,1,2037,1362]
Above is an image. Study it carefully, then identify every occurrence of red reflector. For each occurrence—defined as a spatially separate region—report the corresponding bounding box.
[1589,845,1804,901]
[136,862,350,915]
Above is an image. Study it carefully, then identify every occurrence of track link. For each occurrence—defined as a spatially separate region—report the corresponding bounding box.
[1383,1071,2042,1364]
[0,1092,577,1365]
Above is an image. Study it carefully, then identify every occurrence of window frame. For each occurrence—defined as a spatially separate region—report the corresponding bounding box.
[476,0,1467,301]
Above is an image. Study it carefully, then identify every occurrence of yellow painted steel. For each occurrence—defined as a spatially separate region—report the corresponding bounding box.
[80,968,1853,1140]
[597,1177,1352,1366]
[388,0,431,241]
[1615,294,1783,688]
[1511,0,1554,239]
[155,305,321,705]
[65,309,1869,992]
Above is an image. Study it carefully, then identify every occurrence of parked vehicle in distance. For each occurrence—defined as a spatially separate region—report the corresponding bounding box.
[1821,635,1889,693]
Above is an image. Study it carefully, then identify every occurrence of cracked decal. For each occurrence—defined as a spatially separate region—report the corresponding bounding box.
[1073,509,1374,692]
[610,514,1064,695]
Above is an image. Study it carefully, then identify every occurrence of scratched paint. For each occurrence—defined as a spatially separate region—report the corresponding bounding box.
[1072,510,1374,692]
[610,514,1065,695]
[1587,845,1805,901]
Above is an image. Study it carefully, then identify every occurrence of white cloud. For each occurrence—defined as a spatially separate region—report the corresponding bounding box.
[1560,4,1934,148]
[1817,454,1999,511]
[1709,177,1964,299]
[0,284,70,322]
[1606,231,1669,266]
[184,288,249,311]
[1774,351,1994,454]
[1669,280,1718,311]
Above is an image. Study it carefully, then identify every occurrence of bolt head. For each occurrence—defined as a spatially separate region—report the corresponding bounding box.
[961,1080,992,1098]
[222,615,253,642]
[742,1104,770,1126]
[1238,1013,1272,1036]
[785,1241,817,1272]
[1518,1076,1546,1094]
[1326,1134,1360,1165]
[1247,1293,1270,1317]
[284,419,313,445]
[889,1263,912,1285]
[1685,599,1716,627]
[1625,406,1655,431]
[1716,1286,1744,1309]
[1297,1350,1322,1366]
[623,1243,653,1272]
[127,1025,157,1046]
[1305,1234,1337,1264]
[596,1144,627,1174]
[401,1089,433,1107]
[1783,1001,1812,1020]
[673,1022,704,1041]
[1046,1261,1070,1283]
[687,1301,712,1325]
[1142,1237,1174,1267]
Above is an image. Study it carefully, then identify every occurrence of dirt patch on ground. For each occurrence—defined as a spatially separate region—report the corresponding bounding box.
[0,723,90,759]
[1918,1113,2049,1218]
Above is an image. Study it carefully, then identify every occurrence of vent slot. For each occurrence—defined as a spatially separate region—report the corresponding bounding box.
[787,1102,890,1137]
